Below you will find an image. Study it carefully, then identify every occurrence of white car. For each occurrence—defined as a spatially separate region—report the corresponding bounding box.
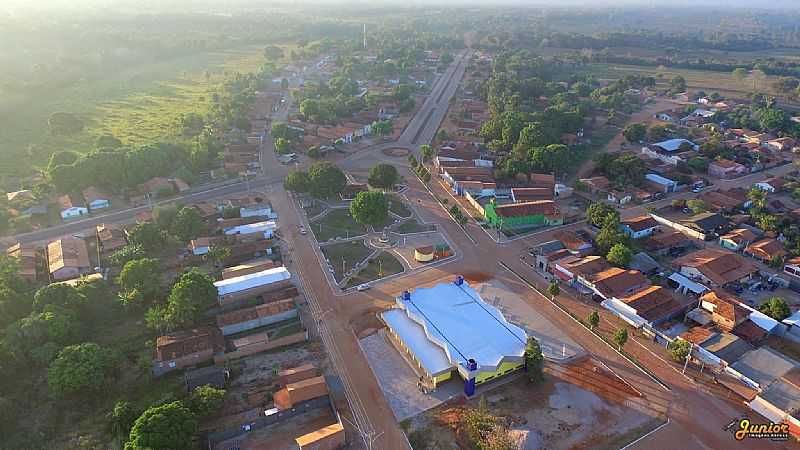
[299,226,307,235]
[357,284,370,291]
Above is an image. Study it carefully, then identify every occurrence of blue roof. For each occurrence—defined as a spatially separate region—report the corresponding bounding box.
[646,173,678,186]
[653,139,697,152]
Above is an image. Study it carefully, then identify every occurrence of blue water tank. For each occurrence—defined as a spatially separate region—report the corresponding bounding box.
[454,275,464,286]
[402,290,411,301]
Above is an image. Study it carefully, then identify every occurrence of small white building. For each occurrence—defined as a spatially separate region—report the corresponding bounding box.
[57,195,88,220]
[224,220,277,239]
[240,204,278,219]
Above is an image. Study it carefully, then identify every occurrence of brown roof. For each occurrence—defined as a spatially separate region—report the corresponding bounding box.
[172,178,190,192]
[7,242,37,279]
[699,191,742,211]
[221,259,275,279]
[443,166,494,183]
[674,249,757,285]
[644,230,687,250]
[528,173,556,189]
[700,290,749,327]
[720,187,749,203]
[216,298,296,327]
[745,238,787,260]
[494,200,559,218]
[278,363,318,385]
[762,177,786,191]
[621,215,659,232]
[96,224,127,252]
[155,327,223,361]
[225,143,259,154]
[273,376,328,410]
[295,423,344,447]
[47,237,90,274]
[731,319,768,345]
[438,147,481,161]
[139,177,173,194]
[553,230,591,251]
[135,210,154,223]
[720,228,758,245]
[511,187,552,202]
[781,366,800,390]
[82,186,109,204]
[579,176,610,191]
[620,285,683,322]
[591,268,651,299]
[681,326,716,345]
[190,236,225,250]
[555,255,610,277]
[191,202,219,219]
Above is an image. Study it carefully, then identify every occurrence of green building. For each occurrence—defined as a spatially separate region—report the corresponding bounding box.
[484,200,563,230]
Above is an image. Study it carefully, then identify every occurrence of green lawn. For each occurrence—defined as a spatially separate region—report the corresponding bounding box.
[0,45,266,178]
[310,208,367,242]
[303,199,326,218]
[388,195,413,218]
[345,251,405,289]
[395,218,436,234]
[321,240,374,282]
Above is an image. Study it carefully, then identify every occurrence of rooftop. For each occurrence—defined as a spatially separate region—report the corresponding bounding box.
[730,347,798,388]
[590,267,650,299]
[213,267,291,296]
[622,215,659,232]
[675,249,757,286]
[47,237,90,274]
[653,138,697,152]
[699,332,754,362]
[383,280,527,376]
[494,200,560,218]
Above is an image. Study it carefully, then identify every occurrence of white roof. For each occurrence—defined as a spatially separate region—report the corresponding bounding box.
[668,272,708,294]
[382,309,452,376]
[653,138,697,152]
[387,281,527,376]
[783,310,800,327]
[214,267,290,296]
[646,173,677,186]
[224,220,277,235]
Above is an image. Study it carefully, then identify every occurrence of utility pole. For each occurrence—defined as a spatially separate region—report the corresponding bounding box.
[363,23,367,50]
[682,342,693,375]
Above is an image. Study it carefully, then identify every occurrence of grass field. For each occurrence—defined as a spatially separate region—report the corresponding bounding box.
[395,218,436,234]
[321,240,374,282]
[586,63,781,98]
[345,251,405,288]
[388,195,413,218]
[0,45,267,181]
[310,208,367,242]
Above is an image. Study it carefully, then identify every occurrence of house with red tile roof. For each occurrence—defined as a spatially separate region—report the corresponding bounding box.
[483,200,562,230]
[744,238,787,263]
[674,248,758,288]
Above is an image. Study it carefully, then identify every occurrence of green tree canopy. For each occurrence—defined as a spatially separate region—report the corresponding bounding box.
[187,385,226,417]
[367,164,399,189]
[668,339,692,363]
[524,336,544,383]
[284,170,311,193]
[606,243,633,267]
[33,283,85,313]
[759,297,791,321]
[420,144,436,162]
[308,162,346,198]
[623,122,646,143]
[47,343,118,398]
[547,281,560,299]
[588,311,600,330]
[586,202,619,228]
[127,222,165,252]
[117,258,162,306]
[125,401,197,450]
[161,269,218,328]
[171,207,205,242]
[613,328,628,351]
[596,215,627,255]
[350,191,389,227]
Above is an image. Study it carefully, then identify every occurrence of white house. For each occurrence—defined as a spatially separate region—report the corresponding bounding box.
[621,216,660,239]
[57,195,88,220]
[224,220,277,239]
[753,178,785,193]
[240,203,278,219]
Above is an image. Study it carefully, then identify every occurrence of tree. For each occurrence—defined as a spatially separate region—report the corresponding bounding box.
[110,401,139,439]
[125,401,197,450]
[747,187,768,211]
[547,281,560,299]
[127,222,165,252]
[436,129,448,141]
[163,269,218,327]
[271,122,289,139]
[524,336,544,383]
[670,75,687,93]
[372,120,393,136]
[588,311,600,330]
[759,297,791,321]
[308,162,346,198]
[595,215,626,255]
[47,343,118,398]
[275,138,291,154]
[613,328,628,351]
[350,191,389,227]
[586,202,619,228]
[33,283,85,312]
[117,258,161,306]
[154,204,179,230]
[623,122,646,143]
[187,385,226,417]
[606,243,633,267]
[667,339,692,363]
[686,199,707,214]
[732,68,748,81]
[205,246,231,268]
[171,207,205,242]
[110,244,145,267]
[420,144,435,163]
[284,170,310,193]
[367,164,399,189]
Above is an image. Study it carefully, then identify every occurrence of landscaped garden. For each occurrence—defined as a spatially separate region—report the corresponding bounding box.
[321,240,374,282]
[345,251,405,289]
[310,208,368,242]
[387,195,413,218]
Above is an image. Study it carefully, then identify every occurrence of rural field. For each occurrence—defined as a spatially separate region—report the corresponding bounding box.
[0,45,267,181]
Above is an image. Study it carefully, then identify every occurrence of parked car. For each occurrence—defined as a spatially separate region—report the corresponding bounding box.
[299,226,307,235]
[357,284,370,291]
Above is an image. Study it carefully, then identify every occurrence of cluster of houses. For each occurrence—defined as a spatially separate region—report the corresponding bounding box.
[532,209,800,434]
[433,142,575,232]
